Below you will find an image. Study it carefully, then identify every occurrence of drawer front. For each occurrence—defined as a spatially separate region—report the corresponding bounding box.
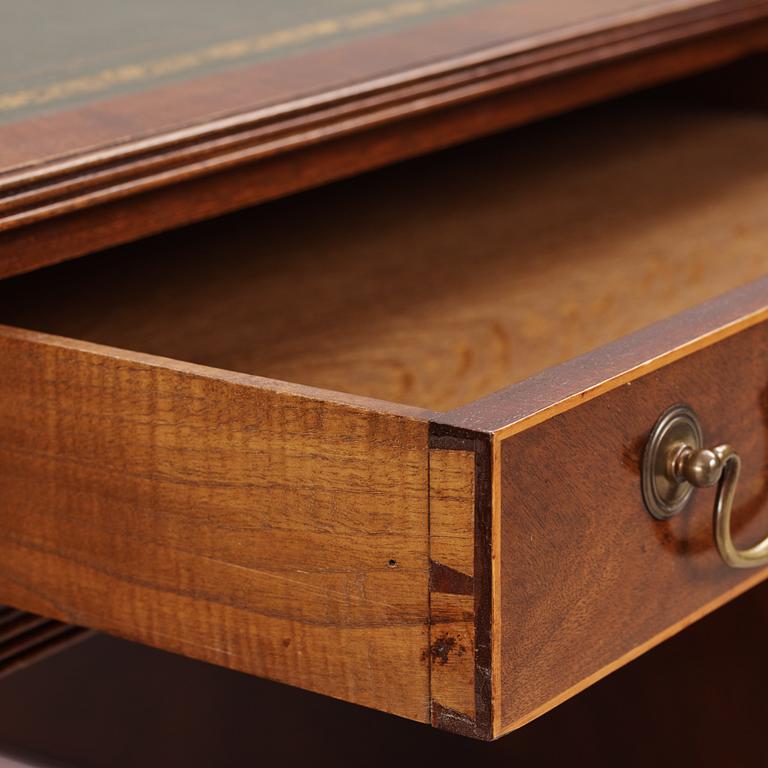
[499,321,768,730]
[436,276,768,739]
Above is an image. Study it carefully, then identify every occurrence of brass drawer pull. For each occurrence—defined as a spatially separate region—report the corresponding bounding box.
[642,405,768,569]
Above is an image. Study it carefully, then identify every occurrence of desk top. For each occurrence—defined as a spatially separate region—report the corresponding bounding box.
[1,0,767,276]
[1,0,508,124]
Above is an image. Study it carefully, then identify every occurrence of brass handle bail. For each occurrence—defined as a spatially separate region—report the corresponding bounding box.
[642,405,768,570]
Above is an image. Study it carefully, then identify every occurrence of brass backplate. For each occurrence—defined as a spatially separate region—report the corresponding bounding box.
[642,405,703,520]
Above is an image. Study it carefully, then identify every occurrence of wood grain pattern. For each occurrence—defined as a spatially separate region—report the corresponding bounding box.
[0,326,432,721]
[427,278,768,737]
[428,429,493,739]
[1,1,767,276]
[430,593,475,721]
[442,278,768,435]
[496,321,768,734]
[429,448,476,726]
[429,450,475,577]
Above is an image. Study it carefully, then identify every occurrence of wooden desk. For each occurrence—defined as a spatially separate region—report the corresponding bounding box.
[2,0,768,274]
[0,0,767,755]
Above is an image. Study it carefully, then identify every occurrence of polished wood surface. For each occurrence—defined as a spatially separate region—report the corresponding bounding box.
[1,93,767,412]
[428,278,768,737]
[497,320,768,733]
[1,1,767,276]
[430,278,768,737]
[429,448,477,729]
[443,277,768,435]
[0,327,431,721]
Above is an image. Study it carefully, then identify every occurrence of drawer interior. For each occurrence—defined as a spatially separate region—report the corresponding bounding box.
[1,70,767,412]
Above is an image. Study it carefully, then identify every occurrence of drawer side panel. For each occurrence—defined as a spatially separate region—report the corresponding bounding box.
[0,328,431,720]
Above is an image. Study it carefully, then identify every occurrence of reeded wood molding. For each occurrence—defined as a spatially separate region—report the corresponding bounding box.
[0,607,92,679]
[1,0,767,237]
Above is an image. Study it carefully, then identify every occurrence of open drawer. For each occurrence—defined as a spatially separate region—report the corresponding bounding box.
[0,73,767,740]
